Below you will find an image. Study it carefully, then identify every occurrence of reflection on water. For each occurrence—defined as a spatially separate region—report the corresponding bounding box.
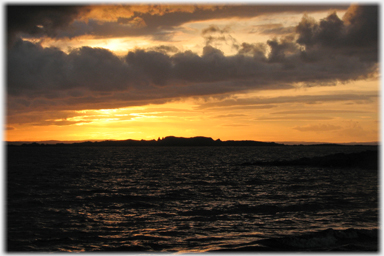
[7,146,378,251]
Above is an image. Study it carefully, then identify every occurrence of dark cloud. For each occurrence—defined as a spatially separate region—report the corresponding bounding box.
[90,4,348,40]
[342,4,378,47]
[267,36,298,63]
[7,5,89,46]
[237,43,267,60]
[6,108,137,126]
[6,109,87,127]
[296,5,378,61]
[8,36,377,115]
[148,45,179,54]
[7,4,378,120]
[8,4,349,41]
[123,4,348,41]
[201,25,240,50]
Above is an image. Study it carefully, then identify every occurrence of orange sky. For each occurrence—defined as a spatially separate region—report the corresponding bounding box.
[5,3,379,143]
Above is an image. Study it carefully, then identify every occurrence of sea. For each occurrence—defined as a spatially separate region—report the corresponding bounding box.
[7,145,379,252]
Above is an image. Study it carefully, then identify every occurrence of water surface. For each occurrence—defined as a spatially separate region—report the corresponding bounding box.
[7,146,378,252]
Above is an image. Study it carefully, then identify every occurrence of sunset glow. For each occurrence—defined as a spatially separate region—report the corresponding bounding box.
[6,3,379,143]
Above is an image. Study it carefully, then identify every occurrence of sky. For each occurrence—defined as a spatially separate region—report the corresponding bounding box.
[5,2,379,143]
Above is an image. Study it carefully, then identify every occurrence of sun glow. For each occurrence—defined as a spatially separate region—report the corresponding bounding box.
[27,36,153,56]
[6,78,379,144]
[6,4,378,144]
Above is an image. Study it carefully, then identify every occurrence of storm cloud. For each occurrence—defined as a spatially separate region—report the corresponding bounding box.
[7,5,89,46]
[7,4,349,42]
[7,4,378,117]
[296,4,378,61]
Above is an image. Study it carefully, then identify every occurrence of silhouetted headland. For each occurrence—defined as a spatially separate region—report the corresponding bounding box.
[9,136,283,147]
[241,150,378,170]
[7,136,379,148]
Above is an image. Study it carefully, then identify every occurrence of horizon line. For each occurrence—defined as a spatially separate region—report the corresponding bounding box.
[4,136,379,146]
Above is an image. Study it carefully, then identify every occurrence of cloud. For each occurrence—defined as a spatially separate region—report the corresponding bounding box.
[30,120,90,126]
[7,107,141,127]
[221,124,249,127]
[148,45,179,55]
[259,116,334,121]
[8,4,349,42]
[250,24,295,36]
[7,110,84,125]
[7,5,89,46]
[80,4,347,41]
[214,114,247,118]
[84,4,349,23]
[293,124,341,132]
[271,110,370,115]
[201,25,239,50]
[8,33,377,112]
[293,121,376,141]
[337,121,369,139]
[7,4,378,119]
[296,5,378,62]
[225,105,278,110]
[198,93,378,109]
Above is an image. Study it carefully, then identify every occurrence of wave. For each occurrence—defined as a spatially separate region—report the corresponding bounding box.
[212,228,378,252]
[177,202,325,218]
[240,150,378,169]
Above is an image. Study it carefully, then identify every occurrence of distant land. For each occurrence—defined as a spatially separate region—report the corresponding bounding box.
[278,141,379,146]
[6,136,379,147]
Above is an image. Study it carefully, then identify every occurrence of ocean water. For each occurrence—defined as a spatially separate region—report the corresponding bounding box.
[7,146,378,252]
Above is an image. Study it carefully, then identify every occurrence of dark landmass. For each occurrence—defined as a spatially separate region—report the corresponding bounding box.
[6,140,85,145]
[280,141,378,146]
[210,228,378,252]
[241,150,379,169]
[5,136,379,147]
[7,136,283,147]
[257,228,379,251]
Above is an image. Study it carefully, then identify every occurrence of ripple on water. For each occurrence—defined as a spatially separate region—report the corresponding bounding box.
[7,146,378,252]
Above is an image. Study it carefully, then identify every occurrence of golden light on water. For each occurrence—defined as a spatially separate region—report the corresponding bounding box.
[6,4,379,254]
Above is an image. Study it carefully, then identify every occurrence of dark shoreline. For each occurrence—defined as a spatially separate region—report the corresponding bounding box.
[210,228,378,252]
[240,149,379,169]
[5,135,379,147]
